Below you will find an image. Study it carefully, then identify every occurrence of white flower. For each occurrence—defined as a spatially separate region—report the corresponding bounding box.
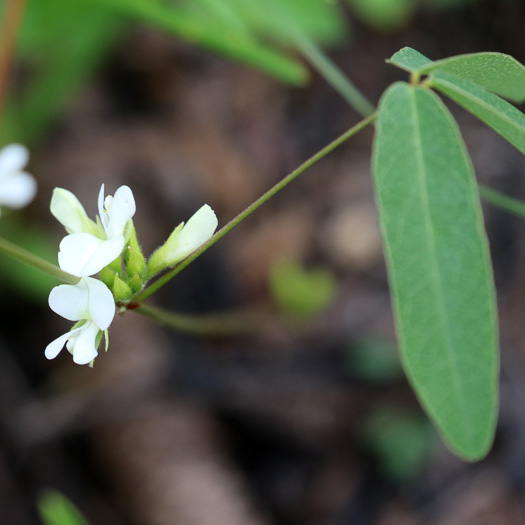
[51,184,136,277]
[45,277,115,365]
[0,144,37,215]
[147,204,218,276]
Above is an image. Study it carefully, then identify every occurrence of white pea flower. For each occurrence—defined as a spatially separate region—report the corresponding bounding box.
[45,277,115,365]
[0,144,37,215]
[51,184,136,277]
[148,204,218,276]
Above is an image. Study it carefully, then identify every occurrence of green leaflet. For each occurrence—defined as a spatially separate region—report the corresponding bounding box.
[372,82,499,460]
[429,70,525,155]
[386,46,433,72]
[388,47,525,103]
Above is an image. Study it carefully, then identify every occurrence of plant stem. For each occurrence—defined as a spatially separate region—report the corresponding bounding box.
[479,184,525,219]
[135,303,273,336]
[135,112,376,303]
[0,0,26,132]
[0,236,79,284]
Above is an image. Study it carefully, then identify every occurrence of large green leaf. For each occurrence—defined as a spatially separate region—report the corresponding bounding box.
[388,47,525,103]
[372,82,499,460]
[429,70,525,155]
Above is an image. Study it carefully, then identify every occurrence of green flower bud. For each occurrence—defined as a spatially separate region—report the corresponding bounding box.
[112,273,132,303]
[128,272,143,294]
[99,266,116,290]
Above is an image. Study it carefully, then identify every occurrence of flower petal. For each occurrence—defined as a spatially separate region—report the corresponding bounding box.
[98,184,108,231]
[0,144,28,175]
[84,277,115,329]
[58,233,125,277]
[0,172,37,208]
[166,204,218,265]
[51,188,98,235]
[49,279,90,321]
[70,321,100,365]
[44,327,80,360]
[107,185,136,238]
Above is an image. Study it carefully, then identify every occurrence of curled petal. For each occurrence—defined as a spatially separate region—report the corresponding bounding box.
[166,204,218,265]
[0,172,37,208]
[68,321,100,365]
[58,233,125,277]
[84,277,115,330]
[49,279,90,321]
[51,188,98,235]
[0,144,28,174]
[44,327,81,360]
[98,184,108,231]
[108,186,135,238]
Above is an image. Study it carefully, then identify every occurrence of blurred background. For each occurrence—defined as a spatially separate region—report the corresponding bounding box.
[2,0,525,523]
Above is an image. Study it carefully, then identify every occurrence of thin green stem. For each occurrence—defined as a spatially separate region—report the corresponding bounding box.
[0,0,26,132]
[134,112,376,304]
[0,236,79,284]
[479,184,525,219]
[135,303,273,336]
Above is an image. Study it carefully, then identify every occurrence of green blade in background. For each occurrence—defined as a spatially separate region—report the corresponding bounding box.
[388,47,525,103]
[88,0,309,85]
[38,490,90,525]
[372,82,499,460]
[429,70,525,155]
[1,0,123,145]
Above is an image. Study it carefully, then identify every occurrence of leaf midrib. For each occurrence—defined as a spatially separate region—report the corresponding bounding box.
[408,86,471,443]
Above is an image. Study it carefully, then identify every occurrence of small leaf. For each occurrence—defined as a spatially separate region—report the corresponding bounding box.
[387,47,433,72]
[421,52,525,103]
[372,82,499,460]
[429,70,525,155]
[360,408,434,482]
[269,259,336,318]
[388,47,525,103]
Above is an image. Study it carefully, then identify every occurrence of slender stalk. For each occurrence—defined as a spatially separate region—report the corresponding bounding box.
[479,184,525,219]
[0,236,79,284]
[135,112,377,303]
[0,0,26,131]
[135,303,273,336]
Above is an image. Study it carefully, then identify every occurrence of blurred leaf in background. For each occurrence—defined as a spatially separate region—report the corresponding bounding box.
[347,0,417,32]
[269,258,336,318]
[346,338,404,383]
[2,0,123,145]
[1,0,350,146]
[38,490,90,525]
[360,407,435,483]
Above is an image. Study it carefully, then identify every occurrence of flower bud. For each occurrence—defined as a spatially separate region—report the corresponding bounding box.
[112,273,132,303]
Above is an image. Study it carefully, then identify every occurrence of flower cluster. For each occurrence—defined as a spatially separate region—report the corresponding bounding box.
[46,184,217,365]
[0,144,37,215]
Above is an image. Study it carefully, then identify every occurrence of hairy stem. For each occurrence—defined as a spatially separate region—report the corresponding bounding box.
[135,112,377,303]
